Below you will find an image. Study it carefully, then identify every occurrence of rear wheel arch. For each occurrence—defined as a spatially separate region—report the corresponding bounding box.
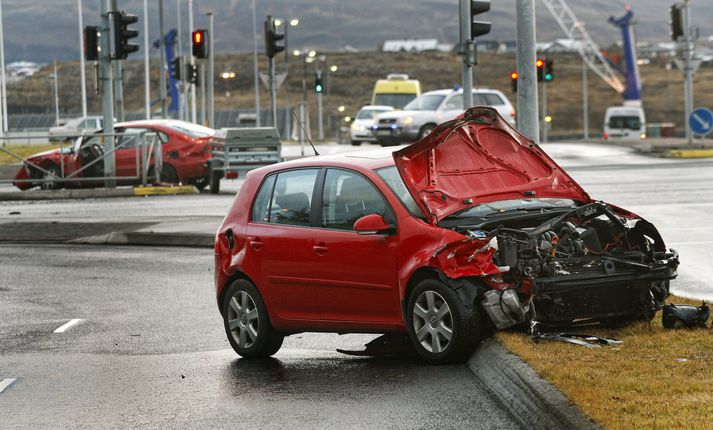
[218,270,257,316]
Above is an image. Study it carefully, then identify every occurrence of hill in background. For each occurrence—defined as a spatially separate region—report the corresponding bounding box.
[2,0,712,62]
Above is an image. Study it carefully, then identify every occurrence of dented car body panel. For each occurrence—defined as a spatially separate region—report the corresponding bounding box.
[214,106,679,357]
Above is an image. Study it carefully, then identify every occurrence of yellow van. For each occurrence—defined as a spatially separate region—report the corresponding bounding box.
[371,74,421,109]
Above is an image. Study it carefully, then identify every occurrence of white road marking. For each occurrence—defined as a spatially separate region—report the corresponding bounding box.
[0,378,17,394]
[53,318,84,333]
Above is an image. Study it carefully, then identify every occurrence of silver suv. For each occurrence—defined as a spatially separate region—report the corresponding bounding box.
[372,89,515,146]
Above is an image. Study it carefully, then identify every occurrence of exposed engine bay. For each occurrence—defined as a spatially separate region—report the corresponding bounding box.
[434,202,679,330]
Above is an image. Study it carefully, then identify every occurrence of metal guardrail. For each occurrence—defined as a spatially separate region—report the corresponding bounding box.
[0,131,162,189]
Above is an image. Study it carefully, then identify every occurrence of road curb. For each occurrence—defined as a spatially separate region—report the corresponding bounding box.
[468,338,598,430]
[0,185,199,201]
[663,149,713,158]
[69,231,214,248]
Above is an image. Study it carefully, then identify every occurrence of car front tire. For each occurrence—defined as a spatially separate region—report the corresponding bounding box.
[222,279,284,358]
[406,279,481,364]
[418,124,436,140]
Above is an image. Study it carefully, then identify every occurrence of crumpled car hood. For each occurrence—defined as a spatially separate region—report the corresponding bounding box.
[393,106,591,224]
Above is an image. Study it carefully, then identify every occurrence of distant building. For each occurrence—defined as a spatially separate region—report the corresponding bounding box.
[538,39,584,53]
[7,61,41,81]
[381,38,452,53]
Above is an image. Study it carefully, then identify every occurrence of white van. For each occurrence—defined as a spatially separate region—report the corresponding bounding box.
[603,106,646,141]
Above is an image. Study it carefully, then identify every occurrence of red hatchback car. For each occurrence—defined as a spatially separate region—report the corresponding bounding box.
[14,120,214,190]
[214,107,678,364]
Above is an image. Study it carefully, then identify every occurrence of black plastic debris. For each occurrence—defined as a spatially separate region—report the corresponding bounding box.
[530,332,623,348]
[337,334,413,357]
[662,302,710,329]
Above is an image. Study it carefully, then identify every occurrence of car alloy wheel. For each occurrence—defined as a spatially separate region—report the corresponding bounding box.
[39,165,61,190]
[406,279,481,364]
[221,279,284,358]
[227,290,259,349]
[412,290,453,353]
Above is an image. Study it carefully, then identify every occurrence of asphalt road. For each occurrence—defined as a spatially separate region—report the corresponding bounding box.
[0,244,519,429]
[1,142,711,299]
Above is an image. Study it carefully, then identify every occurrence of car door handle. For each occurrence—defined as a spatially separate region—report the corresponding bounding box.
[313,243,328,255]
[248,236,263,250]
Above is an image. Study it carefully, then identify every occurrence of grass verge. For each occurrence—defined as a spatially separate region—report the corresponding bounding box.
[0,144,59,165]
[498,295,713,429]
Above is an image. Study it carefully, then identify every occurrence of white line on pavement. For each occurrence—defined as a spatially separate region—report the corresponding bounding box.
[53,318,84,333]
[0,378,17,394]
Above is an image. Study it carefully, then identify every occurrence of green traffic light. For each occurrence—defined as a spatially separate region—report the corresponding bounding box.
[315,84,323,93]
[545,73,552,82]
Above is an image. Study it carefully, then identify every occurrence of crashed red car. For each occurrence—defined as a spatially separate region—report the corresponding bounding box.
[214,107,679,364]
[14,120,214,190]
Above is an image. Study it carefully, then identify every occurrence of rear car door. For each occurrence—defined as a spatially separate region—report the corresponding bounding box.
[244,168,323,322]
[311,168,401,324]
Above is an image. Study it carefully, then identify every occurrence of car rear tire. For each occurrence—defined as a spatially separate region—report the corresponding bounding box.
[222,279,284,358]
[193,176,208,190]
[209,170,221,194]
[418,124,436,140]
[406,279,481,364]
[350,140,361,146]
[161,165,179,184]
[39,164,61,190]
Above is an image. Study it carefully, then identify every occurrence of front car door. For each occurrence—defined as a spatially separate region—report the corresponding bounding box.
[311,168,401,326]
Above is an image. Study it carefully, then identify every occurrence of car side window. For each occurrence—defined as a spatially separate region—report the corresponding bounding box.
[251,175,276,222]
[473,94,488,105]
[269,169,319,226]
[445,94,463,110]
[482,93,504,105]
[322,169,387,230]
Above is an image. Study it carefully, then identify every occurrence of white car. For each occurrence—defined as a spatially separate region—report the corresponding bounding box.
[49,116,110,143]
[372,89,516,146]
[349,105,394,145]
[603,106,646,141]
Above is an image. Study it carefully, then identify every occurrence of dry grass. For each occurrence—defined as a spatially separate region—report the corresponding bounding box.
[498,295,713,429]
[0,144,59,165]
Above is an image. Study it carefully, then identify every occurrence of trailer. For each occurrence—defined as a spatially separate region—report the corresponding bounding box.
[209,127,282,194]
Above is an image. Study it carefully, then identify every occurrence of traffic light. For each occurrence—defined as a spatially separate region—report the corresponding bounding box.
[83,26,99,61]
[469,1,491,38]
[171,57,182,80]
[510,71,518,93]
[264,15,285,58]
[536,58,544,82]
[192,29,208,59]
[186,63,198,84]
[314,74,323,93]
[669,4,684,41]
[544,59,554,82]
[112,11,139,60]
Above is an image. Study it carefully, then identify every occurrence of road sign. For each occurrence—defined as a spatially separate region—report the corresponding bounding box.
[689,107,713,136]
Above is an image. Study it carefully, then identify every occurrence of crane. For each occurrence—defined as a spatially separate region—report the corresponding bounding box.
[540,0,630,97]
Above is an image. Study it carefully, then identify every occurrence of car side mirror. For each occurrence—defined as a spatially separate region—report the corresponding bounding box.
[353,214,394,235]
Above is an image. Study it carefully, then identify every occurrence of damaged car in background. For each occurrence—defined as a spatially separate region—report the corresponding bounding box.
[214,106,679,364]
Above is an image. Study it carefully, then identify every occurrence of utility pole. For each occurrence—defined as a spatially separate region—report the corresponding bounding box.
[682,0,693,145]
[188,0,196,123]
[582,58,589,141]
[77,0,88,118]
[143,0,150,119]
[0,0,7,134]
[51,63,60,125]
[316,70,323,140]
[459,0,473,108]
[515,0,539,143]
[207,12,214,128]
[159,0,167,118]
[100,0,116,188]
[251,0,261,127]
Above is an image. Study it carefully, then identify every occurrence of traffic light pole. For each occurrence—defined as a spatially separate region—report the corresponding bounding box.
[459,0,473,108]
[683,0,693,145]
[582,58,589,141]
[541,81,548,143]
[207,12,214,128]
[159,0,167,119]
[100,0,116,188]
[316,70,324,141]
[269,56,278,130]
[188,0,197,124]
[515,0,539,143]
[77,0,88,118]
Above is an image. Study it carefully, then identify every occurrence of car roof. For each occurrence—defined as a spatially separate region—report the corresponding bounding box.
[422,88,502,96]
[253,145,406,175]
[359,105,394,111]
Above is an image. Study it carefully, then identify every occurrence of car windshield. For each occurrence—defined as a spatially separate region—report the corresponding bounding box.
[165,121,215,138]
[373,93,417,109]
[375,166,423,218]
[609,116,641,130]
[403,94,445,111]
[356,109,388,120]
[446,198,578,220]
